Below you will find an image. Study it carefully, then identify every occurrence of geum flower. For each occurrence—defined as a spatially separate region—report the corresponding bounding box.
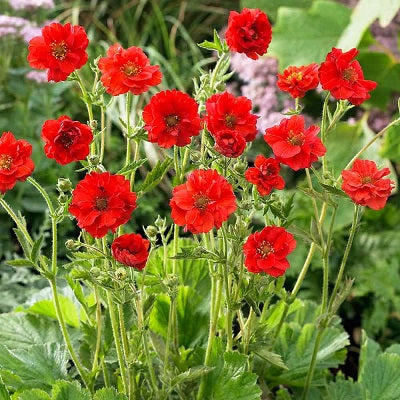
[245,156,284,196]
[170,169,237,234]
[213,130,246,158]
[341,159,394,210]
[69,172,137,238]
[143,90,201,148]
[264,115,326,171]
[225,8,272,60]
[111,233,150,270]
[98,44,162,96]
[243,226,296,276]
[41,116,93,165]
[319,47,377,106]
[205,91,258,142]
[27,22,89,82]
[277,63,319,98]
[0,132,34,194]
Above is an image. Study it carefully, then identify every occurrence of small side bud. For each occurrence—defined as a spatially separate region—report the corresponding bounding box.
[88,155,100,166]
[58,194,69,204]
[89,120,98,130]
[90,267,101,277]
[233,161,247,174]
[155,215,166,229]
[115,267,127,280]
[145,225,158,238]
[57,178,72,192]
[65,239,80,251]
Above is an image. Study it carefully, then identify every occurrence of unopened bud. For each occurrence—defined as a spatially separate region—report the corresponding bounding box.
[145,225,158,238]
[215,81,226,92]
[57,178,72,192]
[89,120,98,130]
[115,267,127,280]
[233,161,247,174]
[90,267,101,277]
[155,216,166,229]
[58,194,68,204]
[88,155,100,166]
[65,239,80,251]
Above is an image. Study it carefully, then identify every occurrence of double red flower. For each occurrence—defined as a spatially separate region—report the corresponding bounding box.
[111,233,150,270]
[264,115,326,171]
[319,48,377,106]
[69,172,137,238]
[243,226,296,276]
[214,130,246,158]
[41,116,93,165]
[0,132,34,194]
[341,159,393,210]
[226,8,272,60]
[245,156,285,196]
[98,44,162,96]
[277,63,319,98]
[27,22,89,82]
[143,90,201,148]
[170,169,237,234]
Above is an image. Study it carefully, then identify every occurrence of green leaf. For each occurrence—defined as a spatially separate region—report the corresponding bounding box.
[380,124,400,162]
[6,259,37,268]
[116,158,147,175]
[93,388,128,400]
[170,366,214,387]
[212,352,261,400]
[51,380,91,400]
[11,389,51,400]
[241,0,313,21]
[254,349,288,370]
[13,228,32,259]
[326,377,364,400]
[0,374,10,400]
[138,157,173,195]
[337,0,400,49]
[268,1,351,69]
[30,235,44,263]
[0,343,68,391]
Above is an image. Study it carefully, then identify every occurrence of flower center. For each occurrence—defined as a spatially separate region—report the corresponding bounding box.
[287,130,305,146]
[224,114,237,128]
[95,197,108,211]
[194,194,210,211]
[257,241,273,258]
[289,71,303,82]
[51,41,68,60]
[260,164,277,176]
[361,176,373,184]
[122,62,142,77]
[0,154,13,171]
[342,67,358,83]
[60,131,75,148]
[164,114,180,128]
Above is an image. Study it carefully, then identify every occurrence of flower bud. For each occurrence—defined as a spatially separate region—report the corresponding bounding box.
[145,225,158,238]
[88,155,100,166]
[58,194,69,204]
[57,178,72,192]
[155,216,166,229]
[233,161,247,174]
[90,267,101,277]
[65,239,80,251]
[89,119,98,130]
[215,81,226,92]
[115,267,127,280]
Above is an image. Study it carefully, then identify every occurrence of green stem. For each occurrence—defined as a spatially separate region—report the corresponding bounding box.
[99,103,106,163]
[106,291,128,395]
[91,286,102,375]
[125,92,133,166]
[49,278,90,389]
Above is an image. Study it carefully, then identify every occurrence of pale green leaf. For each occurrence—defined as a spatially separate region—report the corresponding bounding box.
[51,380,91,400]
[93,388,128,400]
[11,389,51,400]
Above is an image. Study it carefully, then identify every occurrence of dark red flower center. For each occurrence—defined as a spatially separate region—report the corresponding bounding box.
[257,241,273,258]
[260,164,277,176]
[95,196,108,211]
[194,193,210,210]
[122,62,142,77]
[287,130,305,146]
[239,25,259,41]
[164,114,180,128]
[51,41,68,61]
[0,154,13,171]
[224,114,237,128]
[361,176,374,184]
[342,67,358,83]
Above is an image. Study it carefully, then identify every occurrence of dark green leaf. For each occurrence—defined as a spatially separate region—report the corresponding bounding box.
[6,259,37,268]
[116,158,147,175]
[139,157,173,195]
[93,388,128,400]
[51,380,91,400]
[30,236,44,263]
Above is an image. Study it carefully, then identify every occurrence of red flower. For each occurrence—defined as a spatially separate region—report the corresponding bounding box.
[226,8,272,60]
[277,63,319,98]
[41,116,93,165]
[205,91,258,142]
[214,130,246,158]
[264,115,326,171]
[111,233,150,270]
[69,172,137,238]
[318,48,377,106]
[245,156,285,196]
[170,169,237,234]
[143,90,201,148]
[243,226,296,276]
[27,22,89,82]
[98,44,162,96]
[341,159,393,210]
[0,132,34,194]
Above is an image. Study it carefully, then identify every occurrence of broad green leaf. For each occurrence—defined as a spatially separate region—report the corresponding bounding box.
[241,0,313,21]
[380,124,400,162]
[0,313,63,350]
[11,389,51,400]
[51,380,91,400]
[116,158,147,175]
[0,374,10,400]
[212,352,261,400]
[30,235,43,263]
[138,157,173,195]
[268,1,351,69]
[0,343,68,391]
[326,378,364,400]
[337,0,400,49]
[93,388,128,400]
[6,259,37,268]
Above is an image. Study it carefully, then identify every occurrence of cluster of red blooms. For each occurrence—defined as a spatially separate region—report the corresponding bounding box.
[0,8,394,276]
